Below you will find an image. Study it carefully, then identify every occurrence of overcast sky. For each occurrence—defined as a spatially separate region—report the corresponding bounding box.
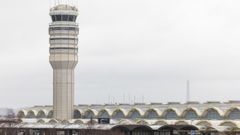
[1,0,240,108]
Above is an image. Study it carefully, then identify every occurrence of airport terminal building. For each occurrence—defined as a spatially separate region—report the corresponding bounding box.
[13,101,240,134]
[1,3,240,135]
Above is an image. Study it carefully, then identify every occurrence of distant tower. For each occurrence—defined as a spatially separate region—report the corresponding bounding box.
[49,4,79,120]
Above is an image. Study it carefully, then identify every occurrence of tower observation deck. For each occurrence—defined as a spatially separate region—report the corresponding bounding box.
[49,4,79,120]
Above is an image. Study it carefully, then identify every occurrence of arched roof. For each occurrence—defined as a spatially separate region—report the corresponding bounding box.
[74,109,84,114]
[175,121,189,125]
[26,110,37,117]
[17,110,27,118]
[159,125,198,131]
[112,108,128,117]
[39,109,49,114]
[47,110,53,118]
[224,107,240,117]
[154,120,168,125]
[219,121,238,128]
[181,107,201,117]
[18,103,240,122]
[97,109,112,117]
[83,109,98,116]
[162,108,181,117]
[28,110,38,115]
[201,107,224,117]
[37,110,47,118]
[48,119,58,124]
[111,125,130,132]
[196,120,212,127]
[144,108,161,117]
[117,119,135,125]
[73,109,82,118]
[127,108,144,117]
[73,119,84,124]
[136,119,149,125]
[37,119,46,124]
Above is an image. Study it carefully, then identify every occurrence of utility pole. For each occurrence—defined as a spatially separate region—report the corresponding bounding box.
[186,80,190,102]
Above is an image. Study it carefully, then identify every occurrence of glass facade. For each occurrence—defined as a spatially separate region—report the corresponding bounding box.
[49,27,79,31]
[99,111,110,118]
[129,111,141,119]
[37,111,46,118]
[165,110,177,119]
[84,111,95,119]
[184,110,198,120]
[47,111,53,118]
[74,110,81,119]
[51,15,77,22]
[146,110,158,119]
[26,111,35,118]
[228,109,240,120]
[112,111,125,119]
[205,109,222,120]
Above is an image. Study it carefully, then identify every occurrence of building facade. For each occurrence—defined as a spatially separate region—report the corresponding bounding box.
[16,101,240,132]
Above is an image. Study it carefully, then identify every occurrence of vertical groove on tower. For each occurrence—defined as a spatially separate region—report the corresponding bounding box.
[49,4,79,120]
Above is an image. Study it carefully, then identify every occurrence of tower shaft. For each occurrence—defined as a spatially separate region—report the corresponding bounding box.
[53,69,74,119]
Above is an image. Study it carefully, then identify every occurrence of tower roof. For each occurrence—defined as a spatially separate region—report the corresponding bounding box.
[50,4,78,16]
[51,4,78,11]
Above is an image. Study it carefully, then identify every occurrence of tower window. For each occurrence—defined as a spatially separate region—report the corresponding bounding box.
[49,27,78,31]
[51,15,77,22]
[49,38,78,45]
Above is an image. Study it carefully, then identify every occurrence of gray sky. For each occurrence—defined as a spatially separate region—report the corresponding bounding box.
[1,0,240,108]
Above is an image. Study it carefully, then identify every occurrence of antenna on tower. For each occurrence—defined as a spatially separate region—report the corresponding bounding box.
[128,94,130,104]
[123,94,125,103]
[186,80,190,102]
[108,94,110,104]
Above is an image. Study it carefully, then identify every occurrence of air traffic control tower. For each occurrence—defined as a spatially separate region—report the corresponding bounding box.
[49,5,79,120]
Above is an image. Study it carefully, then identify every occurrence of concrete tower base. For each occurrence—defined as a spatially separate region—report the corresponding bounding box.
[53,69,75,120]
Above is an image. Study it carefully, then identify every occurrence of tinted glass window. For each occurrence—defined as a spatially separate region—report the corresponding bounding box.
[228,109,240,120]
[99,111,110,118]
[165,110,177,119]
[112,111,125,119]
[47,111,53,118]
[50,27,78,31]
[184,110,198,120]
[74,110,81,119]
[84,111,95,119]
[50,38,77,40]
[129,111,141,119]
[205,109,222,120]
[51,15,77,22]
[146,110,158,119]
